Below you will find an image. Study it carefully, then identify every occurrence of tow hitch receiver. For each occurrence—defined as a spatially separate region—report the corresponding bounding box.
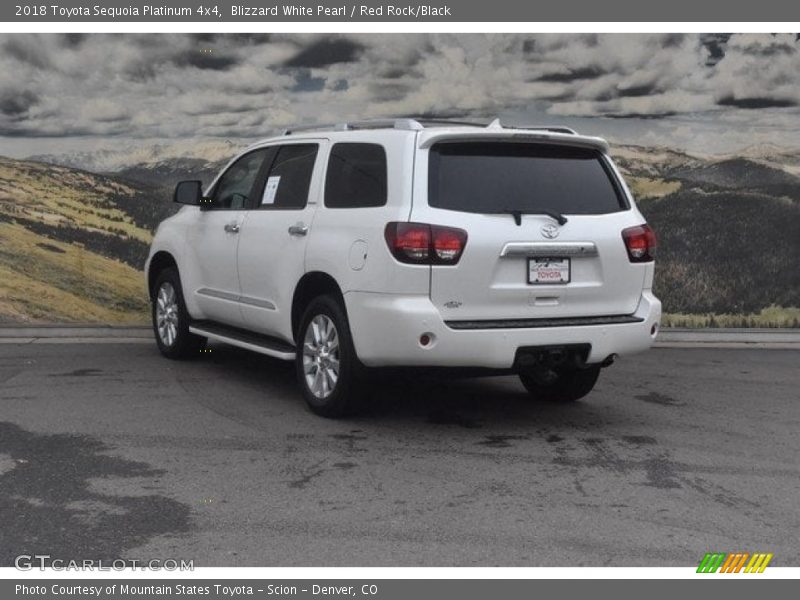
[514,344,592,384]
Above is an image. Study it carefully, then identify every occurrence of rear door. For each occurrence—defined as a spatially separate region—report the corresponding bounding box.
[236,141,323,341]
[412,139,646,322]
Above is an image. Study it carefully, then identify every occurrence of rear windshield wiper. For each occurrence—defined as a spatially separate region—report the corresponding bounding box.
[539,209,569,226]
[495,209,569,227]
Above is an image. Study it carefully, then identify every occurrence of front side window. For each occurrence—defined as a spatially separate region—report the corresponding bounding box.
[255,144,319,210]
[325,143,388,208]
[210,149,269,210]
[428,142,626,215]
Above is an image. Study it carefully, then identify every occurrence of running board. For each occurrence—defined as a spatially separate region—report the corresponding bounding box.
[189,321,296,360]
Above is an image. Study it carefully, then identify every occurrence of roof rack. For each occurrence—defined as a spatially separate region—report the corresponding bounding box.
[278,117,579,136]
[280,119,424,135]
[413,118,485,128]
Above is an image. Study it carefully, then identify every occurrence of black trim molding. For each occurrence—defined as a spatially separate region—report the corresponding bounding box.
[445,315,644,330]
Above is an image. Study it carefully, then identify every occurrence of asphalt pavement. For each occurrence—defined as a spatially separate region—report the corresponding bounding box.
[0,340,798,566]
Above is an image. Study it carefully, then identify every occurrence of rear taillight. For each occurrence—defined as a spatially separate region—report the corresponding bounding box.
[387,222,431,262]
[622,224,657,262]
[384,222,468,265]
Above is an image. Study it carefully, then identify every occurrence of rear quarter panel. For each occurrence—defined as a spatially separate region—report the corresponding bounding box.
[305,131,429,295]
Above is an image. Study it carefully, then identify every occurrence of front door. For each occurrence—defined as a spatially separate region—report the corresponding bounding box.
[185,147,272,327]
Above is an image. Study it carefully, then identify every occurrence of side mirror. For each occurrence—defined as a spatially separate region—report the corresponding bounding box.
[174,180,203,206]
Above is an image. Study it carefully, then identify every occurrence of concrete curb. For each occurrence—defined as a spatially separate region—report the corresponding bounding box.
[657,328,800,344]
[1,325,798,348]
[0,325,152,339]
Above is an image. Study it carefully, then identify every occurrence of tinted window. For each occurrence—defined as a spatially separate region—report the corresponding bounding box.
[325,143,388,208]
[256,144,318,209]
[428,142,625,215]
[211,149,269,210]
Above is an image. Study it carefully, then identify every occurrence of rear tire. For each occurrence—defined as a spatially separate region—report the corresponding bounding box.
[296,295,365,418]
[151,268,206,359]
[519,365,601,403]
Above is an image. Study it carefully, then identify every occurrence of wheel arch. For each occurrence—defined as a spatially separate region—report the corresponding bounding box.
[147,251,179,299]
[291,271,346,342]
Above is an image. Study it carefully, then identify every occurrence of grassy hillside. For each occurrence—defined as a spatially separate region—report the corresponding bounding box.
[670,158,800,189]
[638,188,800,314]
[0,157,175,323]
[613,146,800,323]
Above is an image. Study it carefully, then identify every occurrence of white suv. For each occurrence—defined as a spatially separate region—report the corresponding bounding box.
[145,118,661,417]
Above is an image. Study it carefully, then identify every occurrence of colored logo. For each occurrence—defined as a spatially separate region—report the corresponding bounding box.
[697,552,773,573]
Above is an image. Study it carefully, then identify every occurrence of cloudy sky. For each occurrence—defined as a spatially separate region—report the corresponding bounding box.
[1,32,799,158]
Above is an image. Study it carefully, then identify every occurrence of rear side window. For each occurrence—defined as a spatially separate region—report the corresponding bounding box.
[257,144,318,209]
[325,143,387,208]
[428,142,626,215]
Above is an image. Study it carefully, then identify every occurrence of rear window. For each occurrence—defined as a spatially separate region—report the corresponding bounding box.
[325,143,387,208]
[428,142,626,215]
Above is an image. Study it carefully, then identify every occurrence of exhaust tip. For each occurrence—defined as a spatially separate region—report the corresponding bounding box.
[601,354,617,368]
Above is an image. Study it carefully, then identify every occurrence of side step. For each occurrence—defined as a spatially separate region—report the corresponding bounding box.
[189,321,296,360]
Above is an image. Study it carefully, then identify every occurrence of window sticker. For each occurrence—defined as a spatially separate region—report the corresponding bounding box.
[262,176,281,205]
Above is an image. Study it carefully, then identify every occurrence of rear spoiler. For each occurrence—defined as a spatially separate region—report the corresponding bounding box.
[417,131,610,153]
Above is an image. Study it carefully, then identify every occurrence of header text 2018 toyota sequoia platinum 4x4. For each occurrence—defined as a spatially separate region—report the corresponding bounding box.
[145,118,660,417]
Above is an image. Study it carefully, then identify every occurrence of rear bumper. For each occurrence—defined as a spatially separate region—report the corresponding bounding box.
[344,290,661,368]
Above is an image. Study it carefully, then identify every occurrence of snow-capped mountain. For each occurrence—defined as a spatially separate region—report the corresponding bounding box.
[28,139,245,176]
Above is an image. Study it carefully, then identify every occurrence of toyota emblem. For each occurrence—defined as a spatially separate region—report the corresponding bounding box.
[541,224,560,239]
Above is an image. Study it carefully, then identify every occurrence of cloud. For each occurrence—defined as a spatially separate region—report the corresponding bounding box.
[710,34,800,110]
[717,96,797,109]
[0,32,797,155]
[520,34,714,117]
[0,90,38,116]
[81,99,128,123]
[172,49,239,71]
[700,33,730,65]
[4,35,52,69]
[283,37,364,68]
[536,66,606,83]
[61,33,87,48]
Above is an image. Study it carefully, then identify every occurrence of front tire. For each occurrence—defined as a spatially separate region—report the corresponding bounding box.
[296,295,365,418]
[151,268,206,359]
[519,365,601,403]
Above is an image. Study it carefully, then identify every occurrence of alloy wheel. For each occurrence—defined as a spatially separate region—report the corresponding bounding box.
[155,282,179,347]
[302,314,340,399]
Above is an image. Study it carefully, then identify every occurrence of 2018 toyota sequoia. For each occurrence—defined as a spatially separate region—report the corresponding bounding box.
[145,118,661,417]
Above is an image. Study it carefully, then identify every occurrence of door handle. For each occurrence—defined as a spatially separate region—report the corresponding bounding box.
[224,222,240,234]
[288,223,308,236]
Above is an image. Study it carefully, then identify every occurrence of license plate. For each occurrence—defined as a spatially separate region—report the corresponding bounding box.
[528,257,570,284]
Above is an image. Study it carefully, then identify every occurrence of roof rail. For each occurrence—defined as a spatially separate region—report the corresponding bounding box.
[279,123,337,135]
[414,118,485,128]
[343,118,425,131]
[280,118,426,135]
[278,118,579,136]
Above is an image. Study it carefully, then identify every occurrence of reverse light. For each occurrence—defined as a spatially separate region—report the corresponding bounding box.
[385,222,468,265]
[622,224,657,263]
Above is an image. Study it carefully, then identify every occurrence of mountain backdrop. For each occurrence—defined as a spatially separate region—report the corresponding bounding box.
[1,142,798,326]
